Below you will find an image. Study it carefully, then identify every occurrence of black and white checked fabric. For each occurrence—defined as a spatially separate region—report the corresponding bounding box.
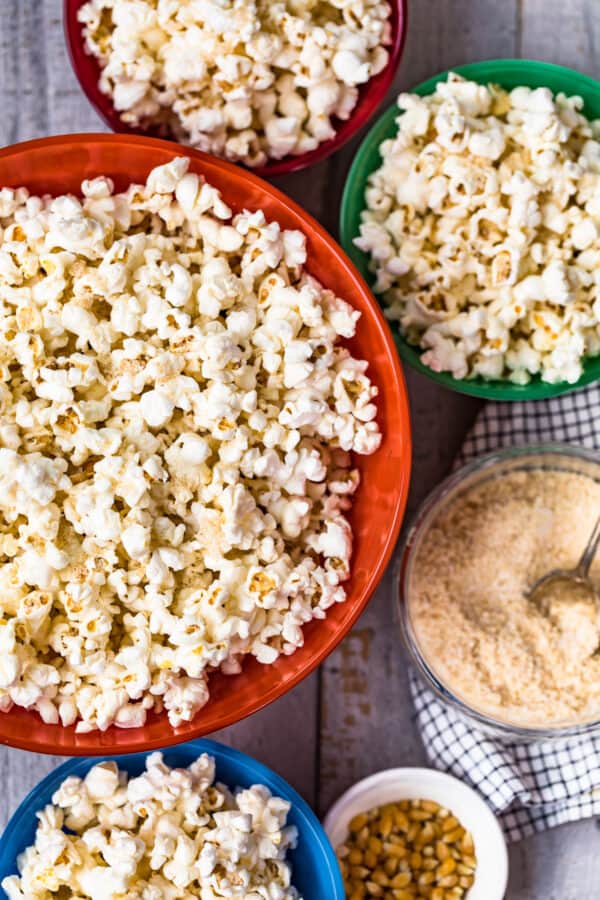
[410,383,600,843]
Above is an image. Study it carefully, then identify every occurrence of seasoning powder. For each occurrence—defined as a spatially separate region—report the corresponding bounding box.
[410,468,600,727]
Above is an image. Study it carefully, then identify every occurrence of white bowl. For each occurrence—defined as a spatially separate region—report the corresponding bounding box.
[323,767,508,900]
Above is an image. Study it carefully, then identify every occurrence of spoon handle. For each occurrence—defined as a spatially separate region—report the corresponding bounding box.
[578,513,600,577]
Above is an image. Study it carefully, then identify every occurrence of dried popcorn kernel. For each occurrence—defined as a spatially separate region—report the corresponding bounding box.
[337,800,476,899]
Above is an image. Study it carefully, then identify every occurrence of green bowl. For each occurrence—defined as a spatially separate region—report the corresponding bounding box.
[341,59,600,401]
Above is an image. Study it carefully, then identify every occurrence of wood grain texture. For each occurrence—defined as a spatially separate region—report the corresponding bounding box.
[507,4,600,897]
[41,0,105,135]
[318,1,600,897]
[318,370,480,816]
[214,672,320,806]
[519,0,600,76]
[398,0,519,85]
[317,0,509,816]
[0,2,600,898]
[0,749,68,826]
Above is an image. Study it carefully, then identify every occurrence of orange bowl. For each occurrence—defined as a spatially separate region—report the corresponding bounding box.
[0,135,411,754]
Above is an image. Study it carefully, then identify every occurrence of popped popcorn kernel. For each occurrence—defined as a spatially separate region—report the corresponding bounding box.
[0,157,380,732]
[356,73,600,384]
[78,0,392,167]
[2,754,301,899]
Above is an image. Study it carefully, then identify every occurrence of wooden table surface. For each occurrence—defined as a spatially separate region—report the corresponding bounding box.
[1,2,600,898]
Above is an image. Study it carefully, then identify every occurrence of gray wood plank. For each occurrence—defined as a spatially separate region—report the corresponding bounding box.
[318,0,513,812]
[519,0,600,76]
[0,0,103,146]
[215,673,319,806]
[507,2,600,895]
[319,371,481,817]
[319,0,600,894]
[507,819,600,900]
[41,0,105,135]
[398,0,519,87]
[0,750,67,833]
[0,1,19,146]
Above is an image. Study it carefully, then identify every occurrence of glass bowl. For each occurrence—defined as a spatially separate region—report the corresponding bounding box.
[398,443,600,741]
[63,0,408,178]
[0,739,344,899]
[0,134,411,755]
[340,59,600,400]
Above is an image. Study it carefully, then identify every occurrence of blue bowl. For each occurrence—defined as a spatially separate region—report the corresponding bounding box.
[0,739,343,899]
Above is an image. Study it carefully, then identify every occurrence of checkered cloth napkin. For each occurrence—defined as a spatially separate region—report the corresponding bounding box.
[410,383,600,842]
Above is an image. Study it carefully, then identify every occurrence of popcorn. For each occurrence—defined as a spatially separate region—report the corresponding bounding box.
[356,73,600,384]
[139,389,175,428]
[2,754,301,899]
[78,0,391,166]
[0,157,380,731]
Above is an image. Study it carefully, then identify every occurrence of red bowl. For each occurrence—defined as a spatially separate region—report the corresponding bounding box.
[0,135,411,754]
[63,0,407,178]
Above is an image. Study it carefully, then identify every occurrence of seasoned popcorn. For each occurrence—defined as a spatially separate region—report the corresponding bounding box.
[356,73,600,384]
[0,157,381,732]
[2,753,302,899]
[78,0,391,167]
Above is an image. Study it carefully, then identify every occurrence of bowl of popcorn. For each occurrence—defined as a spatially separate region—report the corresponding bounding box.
[341,59,600,399]
[0,134,410,754]
[64,0,407,177]
[0,739,344,898]
[324,767,508,899]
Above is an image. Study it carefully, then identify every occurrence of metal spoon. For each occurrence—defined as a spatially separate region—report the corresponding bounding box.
[528,513,600,611]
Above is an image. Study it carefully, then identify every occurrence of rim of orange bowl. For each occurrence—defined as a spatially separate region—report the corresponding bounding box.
[0,133,411,754]
[63,0,408,179]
